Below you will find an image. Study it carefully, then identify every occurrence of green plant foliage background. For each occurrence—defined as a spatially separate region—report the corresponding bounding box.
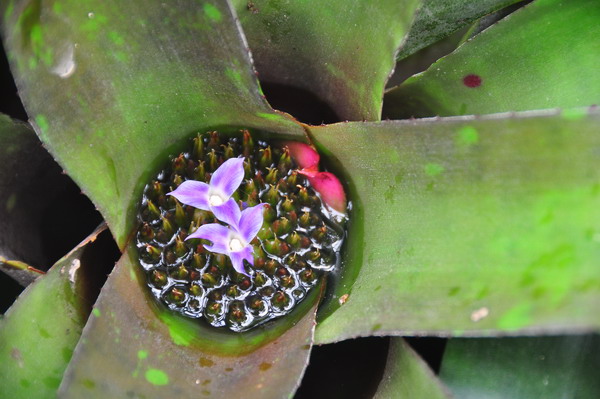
[0,0,598,397]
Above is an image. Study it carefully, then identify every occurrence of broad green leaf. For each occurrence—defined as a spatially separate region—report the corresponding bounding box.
[0,113,67,279]
[310,108,600,344]
[440,335,600,398]
[374,338,450,399]
[59,244,320,398]
[232,0,420,121]
[1,0,305,248]
[385,0,600,118]
[0,226,113,398]
[396,0,521,61]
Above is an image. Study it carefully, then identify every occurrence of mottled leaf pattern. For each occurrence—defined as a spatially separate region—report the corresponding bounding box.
[0,226,113,398]
[311,109,600,343]
[396,0,521,61]
[59,245,321,398]
[1,0,304,247]
[385,0,600,118]
[233,0,420,121]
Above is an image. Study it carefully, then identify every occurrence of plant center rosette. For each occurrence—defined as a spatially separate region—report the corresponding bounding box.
[135,131,347,332]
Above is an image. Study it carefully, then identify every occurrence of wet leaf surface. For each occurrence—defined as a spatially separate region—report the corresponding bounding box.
[233,0,420,121]
[1,0,305,247]
[59,244,320,398]
[374,338,450,399]
[310,108,600,343]
[385,0,600,118]
[440,335,600,398]
[0,225,118,398]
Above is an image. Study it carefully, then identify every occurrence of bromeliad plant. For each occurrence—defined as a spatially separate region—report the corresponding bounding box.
[0,0,599,398]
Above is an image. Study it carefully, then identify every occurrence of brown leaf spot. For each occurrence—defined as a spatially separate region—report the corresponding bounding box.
[199,357,215,367]
[11,348,24,368]
[338,294,349,305]
[259,362,272,371]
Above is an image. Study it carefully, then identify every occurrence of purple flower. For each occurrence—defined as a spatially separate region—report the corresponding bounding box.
[167,157,245,226]
[187,204,265,276]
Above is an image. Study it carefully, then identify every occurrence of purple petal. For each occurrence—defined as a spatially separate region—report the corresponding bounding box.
[186,223,229,255]
[238,204,265,243]
[167,180,209,210]
[211,198,241,226]
[229,246,254,276]
[210,157,245,198]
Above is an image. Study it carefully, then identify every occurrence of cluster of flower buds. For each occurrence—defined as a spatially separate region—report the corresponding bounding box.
[136,130,347,332]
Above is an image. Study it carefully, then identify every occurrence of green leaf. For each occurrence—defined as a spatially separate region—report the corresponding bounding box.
[385,0,600,118]
[0,226,113,398]
[440,335,600,398]
[232,0,420,121]
[0,257,43,287]
[58,244,320,398]
[396,0,521,61]
[1,0,305,248]
[0,113,67,280]
[310,108,600,344]
[374,338,451,399]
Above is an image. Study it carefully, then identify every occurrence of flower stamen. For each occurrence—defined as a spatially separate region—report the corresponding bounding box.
[229,238,244,252]
[209,194,224,206]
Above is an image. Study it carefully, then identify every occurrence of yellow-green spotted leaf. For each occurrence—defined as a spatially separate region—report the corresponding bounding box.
[0,226,115,398]
[1,0,305,248]
[310,108,600,343]
[385,0,600,118]
[58,244,320,398]
[233,0,420,121]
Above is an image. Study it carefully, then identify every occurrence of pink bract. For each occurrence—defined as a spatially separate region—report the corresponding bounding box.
[284,141,320,171]
[285,141,347,213]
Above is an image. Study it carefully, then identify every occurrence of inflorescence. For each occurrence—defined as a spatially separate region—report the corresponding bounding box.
[135,130,347,332]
